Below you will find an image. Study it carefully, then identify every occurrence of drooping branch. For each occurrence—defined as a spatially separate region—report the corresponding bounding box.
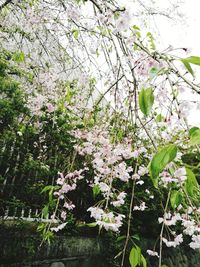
[89,0,103,13]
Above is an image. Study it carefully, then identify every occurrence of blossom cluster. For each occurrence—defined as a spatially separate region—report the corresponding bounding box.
[158,206,200,250]
[87,207,125,232]
[52,169,86,223]
[160,167,187,186]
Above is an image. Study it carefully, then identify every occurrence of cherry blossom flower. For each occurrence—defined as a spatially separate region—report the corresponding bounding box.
[87,207,125,232]
[174,167,187,182]
[147,250,159,257]
[63,202,75,210]
[133,202,147,211]
[115,11,132,32]
[111,192,127,207]
[158,212,182,226]
[162,234,183,247]
[50,222,67,232]
[47,103,55,113]
[189,235,200,249]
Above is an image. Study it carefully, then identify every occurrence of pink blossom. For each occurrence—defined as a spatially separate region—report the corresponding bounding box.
[47,103,55,113]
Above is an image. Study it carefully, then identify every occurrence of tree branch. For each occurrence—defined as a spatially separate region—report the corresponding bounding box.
[89,0,103,13]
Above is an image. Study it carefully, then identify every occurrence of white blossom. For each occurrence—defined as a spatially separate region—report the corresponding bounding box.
[147,250,159,257]
[162,234,183,247]
[189,235,200,249]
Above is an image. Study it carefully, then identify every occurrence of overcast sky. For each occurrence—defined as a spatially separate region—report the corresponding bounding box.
[121,0,200,125]
[153,0,200,53]
[127,0,200,126]
[154,0,200,126]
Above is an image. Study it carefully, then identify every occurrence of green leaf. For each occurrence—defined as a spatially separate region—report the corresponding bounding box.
[131,234,140,241]
[41,185,59,194]
[146,32,156,50]
[44,230,54,245]
[189,127,199,136]
[37,223,45,232]
[170,190,182,209]
[12,51,25,63]
[181,56,200,76]
[156,114,164,122]
[149,145,177,188]
[77,222,97,228]
[181,59,194,76]
[161,265,168,267]
[42,205,49,219]
[185,168,198,196]
[85,222,97,228]
[140,255,147,267]
[132,25,140,31]
[189,127,200,145]
[197,153,200,161]
[93,184,101,198]
[72,29,79,40]
[129,245,141,267]
[132,25,141,38]
[139,88,154,116]
[183,56,200,66]
[41,185,55,193]
[117,235,126,242]
[149,67,159,78]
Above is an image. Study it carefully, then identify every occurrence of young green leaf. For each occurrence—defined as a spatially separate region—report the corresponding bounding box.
[149,67,159,78]
[156,114,164,122]
[183,56,200,66]
[139,88,154,116]
[146,31,156,50]
[42,205,49,219]
[170,190,182,209]
[181,59,194,76]
[189,127,200,145]
[93,184,101,198]
[72,29,79,40]
[44,230,54,245]
[181,56,200,76]
[129,245,141,267]
[131,234,140,241]
[86,222,97,227]
[189,127,199,135]
[149,145,177,188]
[12,51,25,63]
[140,255,147,267]
[185,168,198,196]
[41,185,56,193]
[117,235,126,242]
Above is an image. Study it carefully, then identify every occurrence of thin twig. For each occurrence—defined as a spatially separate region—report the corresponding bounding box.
[121,164,137,267]
[159,189,171,267]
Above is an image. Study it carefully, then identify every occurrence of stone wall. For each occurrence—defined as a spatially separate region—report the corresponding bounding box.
[0,226,199,267]
[146,243,200,267]
[0,233,103,267]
